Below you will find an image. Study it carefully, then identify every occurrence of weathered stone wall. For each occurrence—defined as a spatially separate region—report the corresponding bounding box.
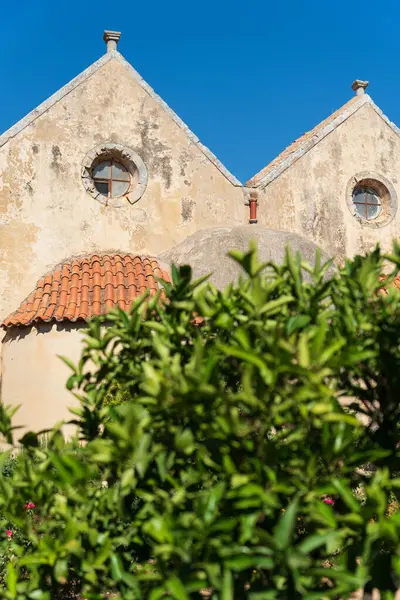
[256,102,400,262]
[0,54,245,323]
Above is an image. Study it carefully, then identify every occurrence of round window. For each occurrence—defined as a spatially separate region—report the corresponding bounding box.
[352,185,382,221]
[92,160,130,199]
[82,143,148,207]
[346,173,397,228]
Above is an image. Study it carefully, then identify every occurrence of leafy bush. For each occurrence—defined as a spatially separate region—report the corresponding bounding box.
[102,381,132,407]
[1,454,17,478]
[0,243,400,599]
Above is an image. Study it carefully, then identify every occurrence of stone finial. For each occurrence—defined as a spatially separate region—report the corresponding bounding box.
[103,30,121,53]
[351,80,369,96]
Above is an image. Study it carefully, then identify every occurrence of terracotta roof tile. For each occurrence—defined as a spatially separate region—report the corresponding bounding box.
[2,253,170,328]
[246,96,360,187]
[380,276,400,295]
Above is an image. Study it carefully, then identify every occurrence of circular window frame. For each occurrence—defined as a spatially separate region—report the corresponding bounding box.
[352,185,382,221]
[81,143,148,208]
[346,172,397,228]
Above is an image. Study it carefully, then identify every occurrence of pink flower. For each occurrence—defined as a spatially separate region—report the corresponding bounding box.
[24,502,35,510]
[5,529,12,538]
[322,497,335,506]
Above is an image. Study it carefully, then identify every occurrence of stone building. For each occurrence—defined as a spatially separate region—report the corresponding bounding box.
[1,31,399,433]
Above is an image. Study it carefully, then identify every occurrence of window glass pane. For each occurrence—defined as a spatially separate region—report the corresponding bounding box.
[366,191,380,205]
[111,180,130,197]
[353,185,381,220]
[354,202,367,219]
[367,203,381,220]
[353,188,365,204]
[93,161,111,179]
[112,162,130,181]
[94,181,109,197]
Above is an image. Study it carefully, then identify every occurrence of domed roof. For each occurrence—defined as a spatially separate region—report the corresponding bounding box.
[160,226,332,289]
[2,253,169,328]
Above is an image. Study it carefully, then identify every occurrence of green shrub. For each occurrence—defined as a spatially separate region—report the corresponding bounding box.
[1,454,17,478]
[102,381,132,407]
[0,243,399,599]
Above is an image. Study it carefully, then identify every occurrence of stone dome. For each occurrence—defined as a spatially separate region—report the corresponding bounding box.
[160,226,332,289]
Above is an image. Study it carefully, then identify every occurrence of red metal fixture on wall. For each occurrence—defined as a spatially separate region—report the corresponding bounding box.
[248,191,258,224]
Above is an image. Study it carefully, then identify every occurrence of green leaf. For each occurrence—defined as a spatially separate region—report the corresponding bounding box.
[298,333,310,367]
[298,532,340,555]
[110,554,123,581]
[318,339,346,365]
[224,556,274,571]
[287,315,311,335]
[221,568,233,600]
[175,428,194,453]
[324,413,360,426]
[149,587,167,600]
[166,575,189,600]
[332,479,360,512]
[54,559,68,583]
[231,474,250,488]
[143,516,173,543]
[28,591,51,600]
[274,497,299,550]
[229,244,263,278]
[236,483,264,498]
[19,431,39,447]
[218,344,274,385]
[259,295,295,317]
[313,502,337,528]
[202,482,226,524]
[58,355,77,373]
[285,247,302,298]
[6,563,17,599]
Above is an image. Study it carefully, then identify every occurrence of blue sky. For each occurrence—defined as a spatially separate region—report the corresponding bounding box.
[1,0,400,183]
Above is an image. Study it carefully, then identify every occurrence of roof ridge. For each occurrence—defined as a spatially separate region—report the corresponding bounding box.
[39,250,160,279]
[0,50,242,187]
[246,94,368,189]
[114,53,242,186]
[366,95,400,138]
[0,52,113,148]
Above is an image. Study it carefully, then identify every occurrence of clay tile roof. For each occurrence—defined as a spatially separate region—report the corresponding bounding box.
[2,253,170,328]
[380,276,400,295]
[246,96,361,187]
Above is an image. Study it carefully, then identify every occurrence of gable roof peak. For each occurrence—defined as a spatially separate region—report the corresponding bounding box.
[246,84,400,189]
[0,31,241,186]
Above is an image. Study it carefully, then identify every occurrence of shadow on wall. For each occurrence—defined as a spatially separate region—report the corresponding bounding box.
[2,321,86,344]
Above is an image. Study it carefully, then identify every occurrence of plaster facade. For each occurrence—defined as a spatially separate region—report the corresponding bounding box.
[2,323,85,435]
[0,53,245,325]
[254,102,400,261]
